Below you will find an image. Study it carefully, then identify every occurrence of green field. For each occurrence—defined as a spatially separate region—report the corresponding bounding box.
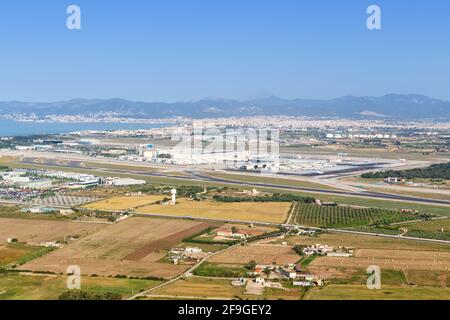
[193,262,248,278]
[0,273,161,300]
[289,203,426,227]
[346,218,450,241]
[0,243,54,269]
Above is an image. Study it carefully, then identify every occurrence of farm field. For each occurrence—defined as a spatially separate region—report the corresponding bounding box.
[136,199,290,223]
[278,232,450,252]
[18,217,213,279]
[304,284,450,300]
[193,262,249,278]
[363,186,450,201]
[148,277,305,300]
[0,273,161,300]
[0,243,43,267]
[149,277,245,300]
[309,249,450,272]
[208,244,300,265]
[397,218,450,232]
[346,218,450,242]
[289,203,425,227]
[83,195,164,211]
[275,232,450,280]
[0,218,104,245]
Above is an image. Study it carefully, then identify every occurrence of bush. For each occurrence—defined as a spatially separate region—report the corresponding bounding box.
[58,290,122,300]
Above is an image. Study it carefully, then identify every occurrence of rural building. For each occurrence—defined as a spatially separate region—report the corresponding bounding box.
[231,278,247,286]
[302,244,333,256]
[385,177,405,183]
[103,177,146,186]
[278,267,297,279]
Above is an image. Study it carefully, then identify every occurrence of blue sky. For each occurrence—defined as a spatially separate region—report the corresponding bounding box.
[0,0,449,102]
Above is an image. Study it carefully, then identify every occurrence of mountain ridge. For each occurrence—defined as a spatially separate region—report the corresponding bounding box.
[1,94,449,120]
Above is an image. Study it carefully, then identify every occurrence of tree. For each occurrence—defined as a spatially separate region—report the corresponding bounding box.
[58,290,122,300]
[245,260,257,271]
[231,226,238,234]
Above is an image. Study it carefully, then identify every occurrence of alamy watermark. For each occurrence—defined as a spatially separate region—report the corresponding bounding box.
[66,265,81,290]
[66,5,81,30]
[367,5,382,30]
[367,265,381,290]
[65,5,379,31]
[169,123,280,171]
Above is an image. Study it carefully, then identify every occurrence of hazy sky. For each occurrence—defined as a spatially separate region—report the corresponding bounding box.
[1,0,449,102]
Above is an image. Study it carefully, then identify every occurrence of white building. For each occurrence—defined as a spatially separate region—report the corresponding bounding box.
[104,177,146,186]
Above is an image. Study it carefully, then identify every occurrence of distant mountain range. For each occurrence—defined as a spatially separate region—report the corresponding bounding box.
[1,94,449,120]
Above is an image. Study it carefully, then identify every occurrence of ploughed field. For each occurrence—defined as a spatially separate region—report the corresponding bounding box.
[0,218,104,245]
[18,217,213,279]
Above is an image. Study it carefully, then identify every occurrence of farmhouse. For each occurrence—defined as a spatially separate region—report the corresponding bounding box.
[169,247,207,264]
[215,227,265,239]
[278,267,297,279]
[302,244,333,256]
[302,244,354,257]
[216,229,246,239]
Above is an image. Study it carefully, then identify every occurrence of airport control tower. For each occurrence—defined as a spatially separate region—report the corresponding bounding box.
[171,188,177,205]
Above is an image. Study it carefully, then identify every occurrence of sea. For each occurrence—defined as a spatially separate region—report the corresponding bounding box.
[0,120,170,137]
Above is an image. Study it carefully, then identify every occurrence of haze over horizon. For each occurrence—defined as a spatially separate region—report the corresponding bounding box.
[1,0,450,102]
[2,93,450,105]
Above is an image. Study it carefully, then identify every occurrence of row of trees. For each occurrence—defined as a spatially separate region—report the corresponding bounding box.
[213,193,315,203]
[362,162,450,179]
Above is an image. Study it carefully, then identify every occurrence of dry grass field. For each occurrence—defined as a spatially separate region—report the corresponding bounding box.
[0,243,36,267]
[135,199,290,223]
[0,218,104,245]
[208,244,300,265]
[309,252,450,272]
[397,218,450,232]
[277,232,450,252]
[19,217,213,279]
[304,284,450,300]
[83,195,164,211]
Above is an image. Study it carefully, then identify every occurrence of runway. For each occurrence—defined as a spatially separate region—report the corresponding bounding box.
[18,156,450,208]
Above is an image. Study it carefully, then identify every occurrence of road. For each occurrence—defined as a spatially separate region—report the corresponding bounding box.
[8,152,450,207]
